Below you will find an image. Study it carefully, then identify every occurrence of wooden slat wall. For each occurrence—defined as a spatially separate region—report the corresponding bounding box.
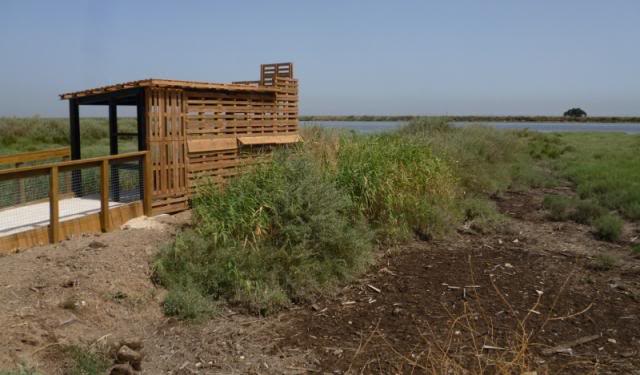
[146,88,189,214]
[274,77,299,132]
[144,64,299,214]
[184,79,299,192]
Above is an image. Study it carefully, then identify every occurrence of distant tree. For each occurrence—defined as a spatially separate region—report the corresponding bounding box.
[563,108,587,118]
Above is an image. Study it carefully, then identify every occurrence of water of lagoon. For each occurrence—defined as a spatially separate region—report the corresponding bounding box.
[301,121,640,134]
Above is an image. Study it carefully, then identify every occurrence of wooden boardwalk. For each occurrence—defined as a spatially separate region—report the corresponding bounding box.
[0,196,124,236]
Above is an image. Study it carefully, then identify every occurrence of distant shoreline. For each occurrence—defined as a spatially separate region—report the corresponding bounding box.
[300,115,640,123]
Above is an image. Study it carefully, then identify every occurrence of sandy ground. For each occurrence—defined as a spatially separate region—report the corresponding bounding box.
[0,188,639,374]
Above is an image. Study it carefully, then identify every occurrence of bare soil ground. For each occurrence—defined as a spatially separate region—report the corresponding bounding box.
[276,188,640,374]
[1,188,639,374]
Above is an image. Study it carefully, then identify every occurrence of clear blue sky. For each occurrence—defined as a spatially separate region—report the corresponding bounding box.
[1,0,638,117]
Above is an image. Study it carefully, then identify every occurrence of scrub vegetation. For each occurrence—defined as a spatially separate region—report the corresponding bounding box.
[154,118,550,318]
[2,116,637,317]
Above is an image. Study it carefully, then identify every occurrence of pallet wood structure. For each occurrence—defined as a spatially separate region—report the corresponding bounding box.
[0,63,299,253]
[60,62,300,214]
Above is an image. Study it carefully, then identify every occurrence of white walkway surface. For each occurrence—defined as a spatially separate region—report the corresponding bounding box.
[0,197,123,236]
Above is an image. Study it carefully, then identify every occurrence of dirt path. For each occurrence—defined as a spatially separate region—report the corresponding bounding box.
[0,213,307,374]
[1,188,639,374]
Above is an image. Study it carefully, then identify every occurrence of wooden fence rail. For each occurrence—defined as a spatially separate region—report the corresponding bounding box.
[0,151,152,253]
[0,147,71,204]
[0,147,71,166]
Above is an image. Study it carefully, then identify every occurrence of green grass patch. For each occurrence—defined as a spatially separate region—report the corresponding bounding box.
[542,195,574,221]
[593,213,624,242]
[0,368,40,375]
[549,132,640,221]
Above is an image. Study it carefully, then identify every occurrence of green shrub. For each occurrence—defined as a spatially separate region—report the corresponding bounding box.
[542,195,574,221]
[570,200,606,225]
[460,198,504,233]
[64,346,110,375]
[155,154,373,315]
[592,254,618,271]
[622,201,640,221]
[593,214,623,241]
[162,283,215,320]
[632,244,640,254]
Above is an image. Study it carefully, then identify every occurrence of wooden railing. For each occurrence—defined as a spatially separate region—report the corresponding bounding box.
[0,148,71,204]
[0,147,71,166]
[0,151,152,244]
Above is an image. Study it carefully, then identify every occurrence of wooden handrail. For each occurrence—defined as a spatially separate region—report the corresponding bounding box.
[0,147,70,165]
[1,150,152,246]
[0,151,148,182]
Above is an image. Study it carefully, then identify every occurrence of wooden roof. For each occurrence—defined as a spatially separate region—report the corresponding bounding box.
[60,78,277,100]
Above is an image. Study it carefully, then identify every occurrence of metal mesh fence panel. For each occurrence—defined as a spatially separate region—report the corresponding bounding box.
[109,158,143,204]
[58,165,102,222]
[0,174,51,236]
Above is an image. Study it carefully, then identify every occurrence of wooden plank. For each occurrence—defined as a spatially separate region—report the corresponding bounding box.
[60,78,278,100]
[143,151,153,216]
[0,148,71,165]
[49,166,60,243]
[187,138,238,153]
[0,202,144,255]
[0,151,148,182]
[237,134,302,146]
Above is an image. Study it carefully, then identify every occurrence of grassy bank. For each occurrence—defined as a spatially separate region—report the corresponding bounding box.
[154,118,548,318]
[553,133,640,220]
[534,132,640,241]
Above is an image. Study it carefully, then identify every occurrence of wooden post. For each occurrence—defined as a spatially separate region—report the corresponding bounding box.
[143,152,153,216]
[136,91,147,151]
[49,166,60,243]
[100,159,110,232]
[69,99,82,197]
[137,90,147,205]
[108,100,121,202]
